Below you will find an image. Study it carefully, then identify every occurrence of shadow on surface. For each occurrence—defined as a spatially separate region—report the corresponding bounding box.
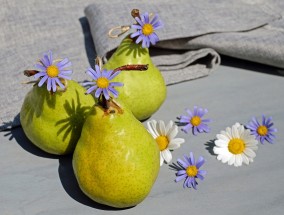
[204,139,216,156]
[58,155,133,211]
[2,124,59,159]
[221,55,284,76]
[79,17,97,68]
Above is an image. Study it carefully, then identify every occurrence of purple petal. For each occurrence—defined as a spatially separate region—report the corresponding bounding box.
[47,78,52,91]
[34,72,46,79]
[95,88,102,98]
[130,31,141,38]
[197,173,204,180]
[198,170,207,176]
[38,75,48,87]
[189,152,195,165]
[177,170,186,176]
[193,126,198,135]
[177,158,189,169]
[55,78,65,89]
[58,61,72,70]
[135,35,143,44]
[86,86,97,94]
[51,79,57,92]
[58,74,71,80]
[108,87,118,97]
[131,24,142,30]
[196,156,205,168]
[103,88,110,100]
[109,71,121,80]
[135,17,144,26]
[175,174,187,182]
[87,68,99,80]
[34,63,47,71]
[109,82,123,87]
[183,177,190,188]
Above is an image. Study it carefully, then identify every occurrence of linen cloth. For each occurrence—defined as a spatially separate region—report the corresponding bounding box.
[1,0,283,130]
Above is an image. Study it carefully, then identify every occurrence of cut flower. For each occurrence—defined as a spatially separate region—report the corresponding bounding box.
[84,65,123,100]
[213,123,258,167]
[246,115,277,144]
[175,152,206,189]
[131,12,163,48]
[34,50,72,92]
[179,106,211,135]
[147,120,185,166]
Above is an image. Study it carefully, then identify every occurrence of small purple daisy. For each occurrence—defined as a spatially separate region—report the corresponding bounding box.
[179,106,211,135]
[130,12,163,48]
[175,152,206,189]
[34,50,72,92]
[84,65,123,100]
[246,115,277,144]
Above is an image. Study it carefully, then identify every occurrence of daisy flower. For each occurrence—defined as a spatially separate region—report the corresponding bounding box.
[246,115,277,144]
[179,106,211,135]
[130,12,163,48]
[34,50,72,92]
[84,65,123,100]
[147,120,185,166]
[175,152,206,189]
[213,123,258,167]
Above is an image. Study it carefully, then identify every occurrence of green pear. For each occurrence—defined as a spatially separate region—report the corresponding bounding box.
[103,35,166,121]
[73,99,160,208]
[20,80,95,155]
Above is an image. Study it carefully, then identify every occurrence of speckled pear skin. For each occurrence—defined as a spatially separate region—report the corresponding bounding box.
[103,35,167,121]
[20,80,95,155]
[72,100,160,208]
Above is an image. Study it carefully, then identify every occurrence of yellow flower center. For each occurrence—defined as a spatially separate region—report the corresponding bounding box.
[155,135,169,151]
[96,77,109,88]
[228,138,245,154]
[190,116,201,126]
[186,165,198,177]
[46,65,59,78]
[257,125,268,136]
[142,23,154,36]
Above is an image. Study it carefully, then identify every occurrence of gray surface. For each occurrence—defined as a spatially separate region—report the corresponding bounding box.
[1,58,284,214]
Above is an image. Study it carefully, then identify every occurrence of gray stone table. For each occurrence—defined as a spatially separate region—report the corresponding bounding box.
[1,57,284,215]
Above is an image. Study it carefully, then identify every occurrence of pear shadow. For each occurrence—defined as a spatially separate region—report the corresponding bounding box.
[2,123,59,159]
[79,17,97,68]
[58,155,134,211]
[55,90,92,153]
[204,139,217,156]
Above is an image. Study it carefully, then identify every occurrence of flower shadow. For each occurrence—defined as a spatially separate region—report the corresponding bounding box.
[58,155,134,211]
[111,35,148,60]
[55,90,92,152]
[204,139,216,156]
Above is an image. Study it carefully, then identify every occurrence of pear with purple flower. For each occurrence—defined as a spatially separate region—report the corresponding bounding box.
[73,59,160,208]
[20,51,95,155]
[104,9,166,121]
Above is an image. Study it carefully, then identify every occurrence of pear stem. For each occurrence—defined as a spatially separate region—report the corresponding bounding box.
[131,9,140,19]
[24,70,39,77]
[112,64,148,75]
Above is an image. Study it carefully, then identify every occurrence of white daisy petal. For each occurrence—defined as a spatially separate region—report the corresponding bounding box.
[232,124,239,138]
[147,120,159,138]
[228,156,236,166]
[244,148,256,158]
[160,152,165,166]
[165,120,174,134]
[168,141,181,150]
[241,154,250,165]
[221,154,232,163]
[235,154,243,167]
[215,139,228,147]
[171,138,185,145]
[162,149,172,163]
[158,120,166,136]
[216,133,229,142]
[168,125,178,140]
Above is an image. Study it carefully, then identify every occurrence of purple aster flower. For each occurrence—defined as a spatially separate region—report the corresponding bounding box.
[83,65,123,100]
[179,106,211,135]
[34,50,72,92]
[175,152,206,189]
[130,12,163,48]
[246,115,277,144]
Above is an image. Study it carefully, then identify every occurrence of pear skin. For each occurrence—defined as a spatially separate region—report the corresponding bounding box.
[72,100,160,208]
[103,35,167,121]
[20,80,95,155]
